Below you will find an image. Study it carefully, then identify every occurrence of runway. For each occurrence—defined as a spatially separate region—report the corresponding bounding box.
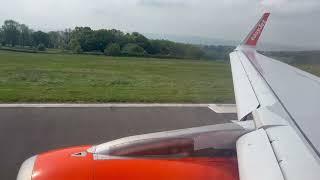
[0,104,237,180]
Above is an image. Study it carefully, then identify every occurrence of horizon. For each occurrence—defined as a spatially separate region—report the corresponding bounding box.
[1,18,316,52]
[1,0,320,50]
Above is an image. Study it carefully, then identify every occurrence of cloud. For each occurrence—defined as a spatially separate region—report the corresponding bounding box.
[261,0,320,14]
[138,0,187,7]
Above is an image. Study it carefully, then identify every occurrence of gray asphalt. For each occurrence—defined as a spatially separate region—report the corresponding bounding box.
[0,107,236,180]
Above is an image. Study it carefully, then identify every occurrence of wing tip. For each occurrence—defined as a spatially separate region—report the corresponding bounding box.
[242,13,270,47]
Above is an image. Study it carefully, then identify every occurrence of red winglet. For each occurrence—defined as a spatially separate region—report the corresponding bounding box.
[242,13,270,47]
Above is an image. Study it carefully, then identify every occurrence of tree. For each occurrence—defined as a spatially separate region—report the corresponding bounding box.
[37,43,46,51]
[94,29,114,52]
[202,45,234,60]
[131,32,152,53]
[0,19,213,59]
[70,27,96,51]
[0,28,4,45]
[104,43,121,56]
[48,31,61,48]
[32,31,49,47]
[109,29,126,46]
[122,43,146,56]
[62,29,72,49]
[19,24,32,47]
[2,20,20,46]
[149,40,170,55]
[69,39,82,53]
[183,45,205,59]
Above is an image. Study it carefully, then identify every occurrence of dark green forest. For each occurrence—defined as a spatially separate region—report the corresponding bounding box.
[0,20,234,60]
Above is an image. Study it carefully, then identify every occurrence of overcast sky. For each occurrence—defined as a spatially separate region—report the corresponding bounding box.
[1,0,320,49]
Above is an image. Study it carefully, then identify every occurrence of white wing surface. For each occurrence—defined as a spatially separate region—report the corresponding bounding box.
[231,13,320,180]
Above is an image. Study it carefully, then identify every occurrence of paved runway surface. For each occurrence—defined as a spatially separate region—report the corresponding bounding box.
[0,106,236,180]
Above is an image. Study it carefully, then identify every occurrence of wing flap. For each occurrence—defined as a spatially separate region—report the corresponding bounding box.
[237,129,284,180]
[230,52,259,121]
[266,126,320,180]
[246,52,320,156]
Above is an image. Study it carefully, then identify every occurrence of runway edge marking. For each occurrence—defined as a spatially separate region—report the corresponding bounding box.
[208,104,237,113]
[0,104,237,113]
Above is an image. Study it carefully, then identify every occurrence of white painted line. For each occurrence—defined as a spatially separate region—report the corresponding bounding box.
[0,104,237,114]
[208,104,237,113]
[0,103,210,108]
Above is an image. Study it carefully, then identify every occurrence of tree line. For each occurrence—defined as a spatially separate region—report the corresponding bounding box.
[0,19,234,60]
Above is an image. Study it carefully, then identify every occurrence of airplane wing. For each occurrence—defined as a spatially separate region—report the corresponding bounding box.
[230,13,320,180]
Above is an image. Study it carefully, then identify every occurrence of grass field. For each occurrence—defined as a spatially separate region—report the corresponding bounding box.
[296,64,320,77]
[0,50,235,103]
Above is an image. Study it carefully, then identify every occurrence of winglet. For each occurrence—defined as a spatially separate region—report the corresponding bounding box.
[242,13,270,47]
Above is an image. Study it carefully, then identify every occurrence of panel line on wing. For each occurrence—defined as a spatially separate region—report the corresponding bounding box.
[235,51,261,105]
[229,52,259,121]
[242,50,320,160]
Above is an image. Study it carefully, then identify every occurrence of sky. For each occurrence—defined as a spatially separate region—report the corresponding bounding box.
[1,0,320,49]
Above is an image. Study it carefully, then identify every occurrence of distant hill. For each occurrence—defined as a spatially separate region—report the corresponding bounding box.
[144,33,238,46]
[144,33,311,52]
[258,43,312,52]
[144,33,320,63]
[261,51,320,64]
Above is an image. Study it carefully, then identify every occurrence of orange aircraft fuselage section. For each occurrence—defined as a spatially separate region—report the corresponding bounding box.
[32,146,239,180]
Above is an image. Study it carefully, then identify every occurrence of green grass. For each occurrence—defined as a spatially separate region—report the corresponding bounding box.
[0,50,234,103]
[296,64,320,77]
